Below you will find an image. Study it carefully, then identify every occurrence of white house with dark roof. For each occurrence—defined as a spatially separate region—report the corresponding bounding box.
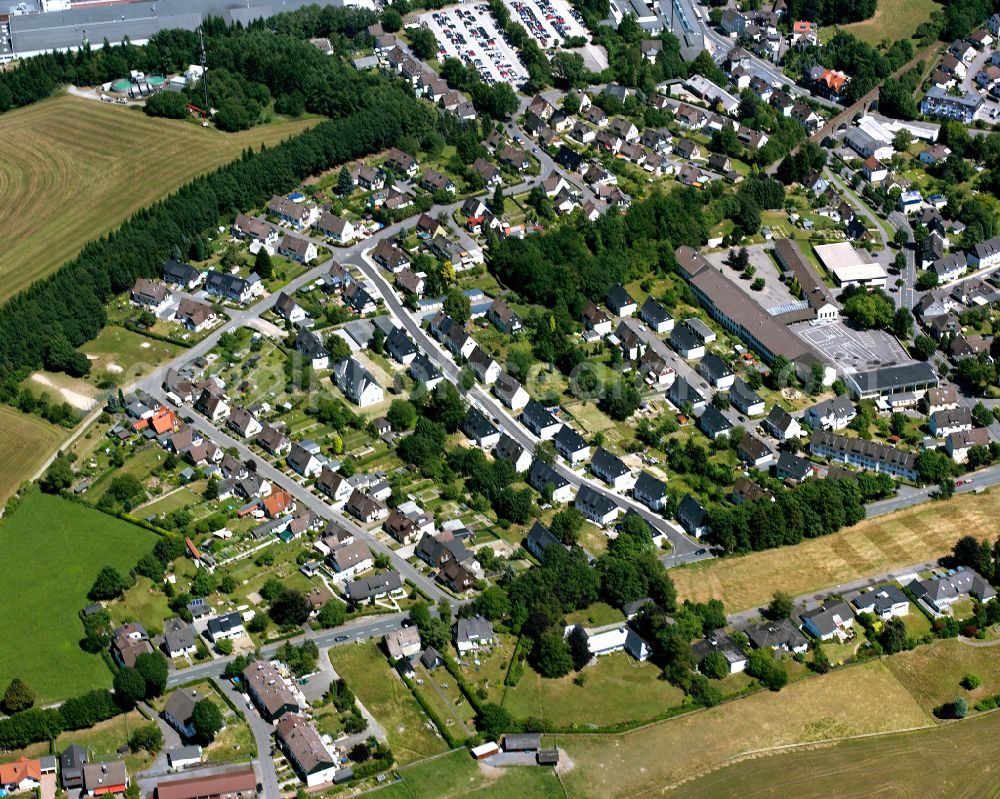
[698,353,734,389]
[763,405,802,440]
[676,493,708,537]
[463,408,501,448]
[333,357,384,407]
[590,447,632,491]
[801,600,854,641]
[494,434,533,474]
[493,372,530,410]
[632,470,667,511]
[521,399,562,439]
[728,377,765,416]
[528,460,573,503]
[852,584,910,619]
[555,425,590,465]
[640,297,674,333]
[607,283,637,316]
[575,484,619,526]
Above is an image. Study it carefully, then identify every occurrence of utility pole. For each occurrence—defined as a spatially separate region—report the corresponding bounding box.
[199,27,209,111]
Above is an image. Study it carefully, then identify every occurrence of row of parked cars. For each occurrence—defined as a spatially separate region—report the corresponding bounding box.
[430,5,525,85]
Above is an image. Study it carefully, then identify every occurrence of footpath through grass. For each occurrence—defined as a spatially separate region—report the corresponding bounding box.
[0,405,66,502]
[0,491,157,702]
[671,490,997,612]
[0,94,318,304]
[327,642,449,765]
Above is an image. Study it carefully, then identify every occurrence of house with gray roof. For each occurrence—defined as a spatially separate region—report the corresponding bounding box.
[575,484,618,526]
[908,568,996,614]
[555,425,589,465]
[521,399,562,439]
[677,493,708,537]
[529,459,573,503]
[632,470,667,511]
[851,584,910,619]
[590,447,631,490]
[728,377,765,416]
[699,405,734,440]
[744,618,808,654]
[801,600,854,641]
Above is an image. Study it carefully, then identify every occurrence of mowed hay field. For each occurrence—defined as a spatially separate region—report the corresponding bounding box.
[675,709,1000,799]
[0,491,156,702]
[838,0,940,45]
[671,491,997,612]
[0,94,318,303]
[553,660,932,799]
[0,405,67,502]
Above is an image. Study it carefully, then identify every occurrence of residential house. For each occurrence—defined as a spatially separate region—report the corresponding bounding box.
[333,357,384,407]
[455,616,495,654]
[257,425,291,457]
[204,271,262,305]
[528,459,573,503]
[590,447,631,491]
[278,234,318,263]
[526,521,564,559]
[463,407,501,448]
[233,213,279,247]
[287,442,322,478]
[345,571,403,603]
[737,431,775,468]
[554,425,590,465]
[344,491,388,526]
[668,376,707,412]
[273,292,307,324]
[929,406,973,438]
[640,297,673,333]
[494,433,533,474]
[852,584,910,619]
[810,430,918,479]
[744,618,808,654]
[163,259,202,290]
[314,213,356,244]
[698,353,734,389]
[699,405,734,440]
[676,493,708,537]
[174,298,216,332]
[582,301,613,335]
[521,399,562,439]
[801,600,855,641]
[131,277,172,312]
[328,538,375,575]
[487,298,522,335]
[947,427,991,463]
[632,470,667,511]
[762,405,802,440]
[803,396,856,431]
[163,689,202,738]
[728,377,765,416]
[575,484,619,526]
[493,372,530,410]
[467,346,501,385]
[274,715,337,787]
[693,630,747,675]
[908,567,997,613]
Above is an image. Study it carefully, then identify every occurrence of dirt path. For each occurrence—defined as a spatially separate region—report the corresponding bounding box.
[30,372,96,410]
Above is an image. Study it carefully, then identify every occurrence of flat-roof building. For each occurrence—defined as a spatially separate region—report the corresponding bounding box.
[814,242,888,288]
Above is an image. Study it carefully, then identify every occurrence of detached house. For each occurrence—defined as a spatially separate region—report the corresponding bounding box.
[268,195,318,229]
[333,357,384,407]
[494,372,530,410]
[131,278,172,312]
[278,234,318,264]
[607,283,638,316]
[315,212,357,244]
[529,459,573,503]
[803,396,856,431]
[463,408,501,448]
[728,377,765,416]
[163,258,202,290]
[555,425,590,465]
[494,433,533,474]
[676,494,708,537]
[521,399,562,439]
[762,406,802,441]
[288,442,323,478]
[590,447,631,491]
[575,484,619,526]
[640,296,674,333]
[487,298,523,335]
[633,470,667,511]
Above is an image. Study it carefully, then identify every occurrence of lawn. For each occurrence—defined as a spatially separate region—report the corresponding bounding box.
[377,749,566,799]
[0,95,318,304]
[884,638,1000,715]
[838,0,940,45]
[327,642,449,765]
[554,660,932,798]
[676,708,1000,798]
[503,652,685,728]
[0,405,67,502]
[81,326,184,385]
[0,491,157,702]
[671,491,999,612]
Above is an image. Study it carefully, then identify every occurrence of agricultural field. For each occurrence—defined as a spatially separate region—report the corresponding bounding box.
[671,490,998,612]
[676,709,1000,798]
[0,491,157,702]
[327,642,449,765]
[503,652,686,728]
[0,405,67,502]
[0,94,318,304]
[377,749,566,799]
[553,660,931,798]
[838,0,940,45]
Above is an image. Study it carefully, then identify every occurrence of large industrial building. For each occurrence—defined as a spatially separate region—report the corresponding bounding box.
[2,0,372,58]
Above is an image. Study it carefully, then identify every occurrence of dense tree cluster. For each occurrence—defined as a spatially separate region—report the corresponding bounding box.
[784,0,875,25]
[706,475,895,554]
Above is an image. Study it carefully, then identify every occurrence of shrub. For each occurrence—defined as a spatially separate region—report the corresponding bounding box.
[962,673,982,690]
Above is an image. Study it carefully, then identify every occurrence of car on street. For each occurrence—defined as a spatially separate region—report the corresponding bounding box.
[334,635,349,642]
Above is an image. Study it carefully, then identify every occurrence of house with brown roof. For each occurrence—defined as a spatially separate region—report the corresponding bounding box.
[384,509,419,544]
[344,490,388,525]
[275,715,338,787]
[131,278,172,312]
[243,661,300,721]
[174,298,216,332]
[328,538,375,576]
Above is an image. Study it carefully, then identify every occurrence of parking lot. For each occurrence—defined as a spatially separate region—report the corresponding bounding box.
[704,246,799,314]
[792,320,910,372]
[419,5,528,86]
[499,0,589,49]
